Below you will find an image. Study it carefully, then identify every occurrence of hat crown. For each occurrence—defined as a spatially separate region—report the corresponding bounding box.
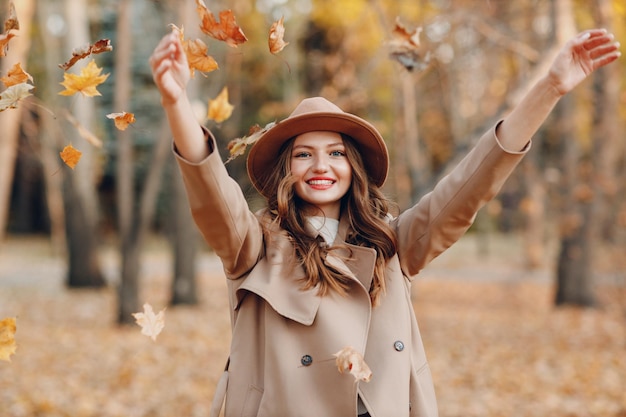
[289,97,344,117]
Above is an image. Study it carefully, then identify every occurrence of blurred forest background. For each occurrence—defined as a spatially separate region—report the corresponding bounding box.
[1,0,625,416]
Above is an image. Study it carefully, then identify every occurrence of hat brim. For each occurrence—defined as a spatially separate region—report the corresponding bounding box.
[247,112,388,197]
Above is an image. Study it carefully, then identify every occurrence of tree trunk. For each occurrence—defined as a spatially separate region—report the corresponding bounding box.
[115,0,139,324]
[62,0,105,287]
[170,163,198,306]
[167,0,201,306]
[553,0,596,306]
[0,0,35,242]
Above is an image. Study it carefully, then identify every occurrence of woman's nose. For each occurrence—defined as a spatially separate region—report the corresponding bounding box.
[312,155,329,172]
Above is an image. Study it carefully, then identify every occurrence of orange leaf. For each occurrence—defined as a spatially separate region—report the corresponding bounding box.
[59,60,109,97]
[195,0,247,47]
[387,17,431,72]
[0,317,17,362]
[170,25,219,78]
[59,39,113,71]
[268,16,289,54]
[132,303,165,342]
[0,1,18,57]
[1,62,33,87]
[207,86,234,123]
[59,144,82,169]
[0,82,33,112]
[334,346,372,382]
[106,111,136,131]
[4,1,19,32]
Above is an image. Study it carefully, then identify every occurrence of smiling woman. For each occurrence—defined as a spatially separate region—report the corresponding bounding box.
[149,27,620,417]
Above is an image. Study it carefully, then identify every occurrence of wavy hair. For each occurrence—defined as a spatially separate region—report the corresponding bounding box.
[256,134,398,306]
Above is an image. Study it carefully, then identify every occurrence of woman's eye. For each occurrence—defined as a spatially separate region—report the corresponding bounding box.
[294,152,311,158]
[330,150,345,157]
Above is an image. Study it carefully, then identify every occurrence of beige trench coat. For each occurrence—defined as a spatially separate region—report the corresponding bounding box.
[175,122,528,417]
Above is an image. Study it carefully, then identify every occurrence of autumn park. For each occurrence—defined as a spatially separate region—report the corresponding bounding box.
[1,0,626,416]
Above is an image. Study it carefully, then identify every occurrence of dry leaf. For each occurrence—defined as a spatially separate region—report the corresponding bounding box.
[1,62,33,87]
[207,87,234,123]
[170,25,219,78]
[59,60,110,97]
[334,346,372,382]
[0,1,18,57]
[132,303,165,342]
[225,121,276,164]
[195,0,248,47]
[0,82,34,112]
[59,144,82,169]
[59,39,113,71]
[106,111,136,131]
[388,17,431,72]
[269,16,288,54]
[4,1,18,32]
[0,317,17,362]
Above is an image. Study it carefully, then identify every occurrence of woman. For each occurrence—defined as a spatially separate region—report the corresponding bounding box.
[149,28,619,417]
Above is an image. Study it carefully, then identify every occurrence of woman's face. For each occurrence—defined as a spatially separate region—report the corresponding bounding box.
[290,131,352,219]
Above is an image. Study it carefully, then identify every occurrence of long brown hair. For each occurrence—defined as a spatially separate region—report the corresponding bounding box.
[257,134,398,306]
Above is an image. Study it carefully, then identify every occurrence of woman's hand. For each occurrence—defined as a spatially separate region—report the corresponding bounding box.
[548,29,621,96]
[149,31,190,107]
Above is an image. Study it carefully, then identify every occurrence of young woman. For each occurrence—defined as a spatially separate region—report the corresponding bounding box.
[149,28,619,417]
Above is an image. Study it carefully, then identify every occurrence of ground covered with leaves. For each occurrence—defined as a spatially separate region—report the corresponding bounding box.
[1,235,625,417]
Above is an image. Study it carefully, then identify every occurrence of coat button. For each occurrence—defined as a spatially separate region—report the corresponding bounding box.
[301,354,313,366]
[393,340,405,352]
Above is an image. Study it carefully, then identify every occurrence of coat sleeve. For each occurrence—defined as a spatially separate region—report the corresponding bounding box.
[173,127,263,279]
[393,121,529,278]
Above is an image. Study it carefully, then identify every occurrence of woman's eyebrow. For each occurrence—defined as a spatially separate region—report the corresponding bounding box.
[292,142,345,150]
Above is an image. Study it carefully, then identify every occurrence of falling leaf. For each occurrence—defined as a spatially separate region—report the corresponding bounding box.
[269,16,289,54]
[170,25,219,78]
[64,110,103,148]
[334,346,372,382]
[106,111,136,131]
[132,303,165,342]
[387,17,431,72]
[207,86,234,123]
[0,1,18,57]
[59,39,113,71]
[4,1,18,32]
[59,144,82,169]
[195,0,248,47]
[0,82,34,112]
[59,60,110,97]
[0,31,16,57]
[1,62,33,87]
[0,317,17,362]
[225,121,276,164]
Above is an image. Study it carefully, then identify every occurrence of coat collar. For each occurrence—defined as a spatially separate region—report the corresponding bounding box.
[233,214,377,325]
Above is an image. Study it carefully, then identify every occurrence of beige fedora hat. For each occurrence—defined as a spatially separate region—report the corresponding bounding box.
[247,97,389,197]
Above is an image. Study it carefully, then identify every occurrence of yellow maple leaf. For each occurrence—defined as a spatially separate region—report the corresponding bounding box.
[387,17,431,72]
[1,62,33,87]
[0,82,34,112]
[58,60,109,97]
[59,144,82,169]
[132,303,165,342]
[0,317,17,362]
[106,111,136,131]
[207,86,234,123]
[269,16,289,55]
[334,346,372,382]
